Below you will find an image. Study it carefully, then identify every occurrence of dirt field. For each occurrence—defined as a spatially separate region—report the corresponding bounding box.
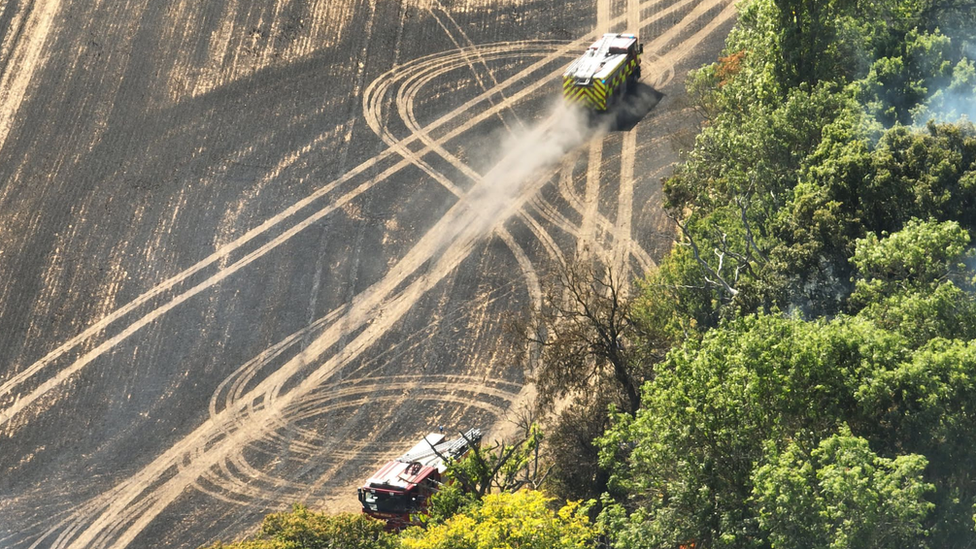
[0,0,734,546]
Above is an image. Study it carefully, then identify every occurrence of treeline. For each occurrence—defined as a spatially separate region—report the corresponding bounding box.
[205,0,976,547]
[594,0,976,546]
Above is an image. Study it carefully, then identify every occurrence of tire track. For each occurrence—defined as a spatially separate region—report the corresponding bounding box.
[580,0,613,264]
[0,0,62,150]
[52,90,577,549]
[196,276,526,507]
[190,376,520,506]
[613,125,637,289]
[389,39,561,314]
[0,39,580,431]
[610,0,643,289]
[19,1,737,545]
[0,0,706,430]
[580,137,604,259]
[61,118,569,549]
[427,0,522,132]
[565,0,731,268]
[597,0,611,33]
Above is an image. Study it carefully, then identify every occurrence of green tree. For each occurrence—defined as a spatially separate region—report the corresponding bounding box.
[848,218,976,345]
[662,81,855,321]
[775,122,976,315]
[752,427,934,549]
[201,506,394,549]
[438,422,549,501]
[856,29,954,125]
[850,217,972,304]
[774,0,839,85]
[652,0,976,325]
[598,221,976,546]
[592,0,976,546]
[598,313,891,548]
[399,490,598,549]
[422,481,480,526]
[598,295,976,548]
[854,338,976,544]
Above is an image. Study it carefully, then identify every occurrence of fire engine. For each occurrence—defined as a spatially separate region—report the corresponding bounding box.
[563,33,643,111]
[357,428,482,529]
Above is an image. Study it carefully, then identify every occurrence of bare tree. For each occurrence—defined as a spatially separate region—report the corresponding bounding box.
[528,259,655,415]
[668,191,771,309]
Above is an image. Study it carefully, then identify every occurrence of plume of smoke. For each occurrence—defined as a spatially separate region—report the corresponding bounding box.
[912,89,976,126]
[459,86,662,231]
[422,90,657,263]
[912,59,976,126]
[434,102,601,252]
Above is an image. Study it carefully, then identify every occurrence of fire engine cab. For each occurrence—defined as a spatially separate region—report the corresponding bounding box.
[563,33,643,111]
[357,428,482,529]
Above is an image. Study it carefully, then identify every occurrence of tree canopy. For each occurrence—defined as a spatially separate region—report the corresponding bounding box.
[596,0,976,545]
[201,506,394,549]
[399,490,598,549]
[599,253,976,547]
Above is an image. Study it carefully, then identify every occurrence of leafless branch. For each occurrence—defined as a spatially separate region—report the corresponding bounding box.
[671,211,739,299]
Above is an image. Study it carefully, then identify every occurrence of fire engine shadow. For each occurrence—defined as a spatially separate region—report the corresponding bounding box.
[603,83,664,132]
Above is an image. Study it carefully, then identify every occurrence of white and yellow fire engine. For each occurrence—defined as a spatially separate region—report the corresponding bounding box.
[563,33,643,111]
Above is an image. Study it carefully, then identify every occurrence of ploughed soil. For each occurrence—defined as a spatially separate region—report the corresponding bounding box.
[0,0,733,546]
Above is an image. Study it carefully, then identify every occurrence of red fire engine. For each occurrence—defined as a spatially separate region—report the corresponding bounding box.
[357,428,482,529]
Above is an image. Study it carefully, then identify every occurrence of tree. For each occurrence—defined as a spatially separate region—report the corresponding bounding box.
[597,313,878,549]
[599,271,976,549]
[848,218,976,345]
[854,338,976,544]
[593,0,976,546]
[752,427,934,549]
[420,419,553,525]
[663,75,858,320]
[598,221,976,547]
[399,490,598,549]
[654,0,976,324]
[857,29,955,125]
[542,387,615,504]
[775,122,976,316]
[201,506,394,549]
[851,218,972,297]
[530,260,654,415]
[523,257,668,509]
[436,422,550,501]
[774,0,839,85]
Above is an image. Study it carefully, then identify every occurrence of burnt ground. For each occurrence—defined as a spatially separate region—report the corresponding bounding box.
[0,0,734,547]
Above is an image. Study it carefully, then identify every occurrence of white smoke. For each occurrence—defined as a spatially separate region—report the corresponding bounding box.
[461,84,663,224]
[445,102,600,247]
[912,58,976,125]
[422,90,658,260]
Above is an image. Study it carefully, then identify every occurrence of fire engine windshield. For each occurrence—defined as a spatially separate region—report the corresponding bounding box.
[360,489,415,514]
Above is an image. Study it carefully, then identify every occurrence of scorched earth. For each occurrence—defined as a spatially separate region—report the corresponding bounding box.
[0,0,733,546]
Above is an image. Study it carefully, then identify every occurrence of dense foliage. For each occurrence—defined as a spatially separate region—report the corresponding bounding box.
[399,490,598,549]
[598,0,976,547]
[600,248,976,546]
[652,0,976,326]
[202,506,395,549]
